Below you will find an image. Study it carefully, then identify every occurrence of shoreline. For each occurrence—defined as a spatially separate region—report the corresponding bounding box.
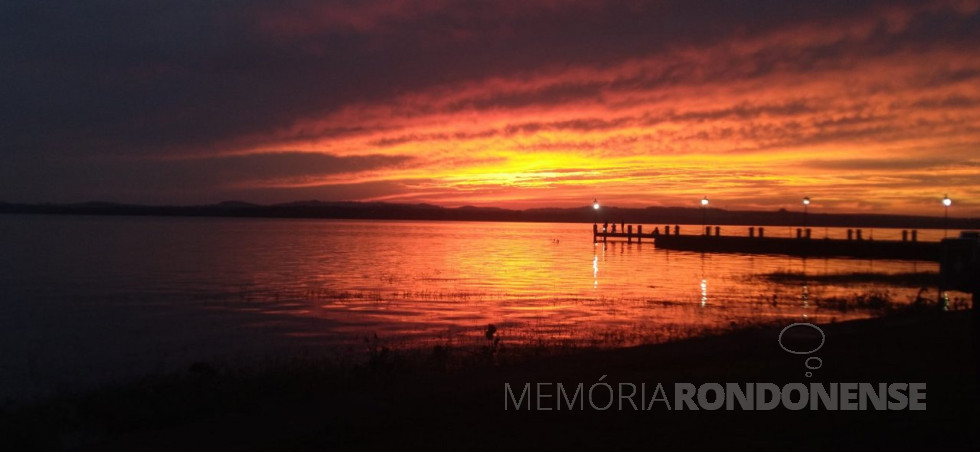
[4,203,979,230]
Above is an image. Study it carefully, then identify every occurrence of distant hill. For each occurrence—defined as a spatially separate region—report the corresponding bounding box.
[1,200,978,229]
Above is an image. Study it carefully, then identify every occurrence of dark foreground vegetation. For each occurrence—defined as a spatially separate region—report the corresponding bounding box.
[2,308,976,451]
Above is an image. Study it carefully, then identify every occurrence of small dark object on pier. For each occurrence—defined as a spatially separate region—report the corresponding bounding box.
[485,324,497,341]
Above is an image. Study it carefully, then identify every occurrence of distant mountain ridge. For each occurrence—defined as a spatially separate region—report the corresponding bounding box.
[1,200,978,229]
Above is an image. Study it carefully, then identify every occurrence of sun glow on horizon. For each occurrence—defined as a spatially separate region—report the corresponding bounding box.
[216,38,980,215]
[3,0,978,215]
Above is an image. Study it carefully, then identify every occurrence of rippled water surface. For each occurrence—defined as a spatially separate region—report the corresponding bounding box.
[0,215,962,398]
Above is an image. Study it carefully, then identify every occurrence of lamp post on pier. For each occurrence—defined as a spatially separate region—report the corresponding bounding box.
[701,196,709,235]
[802,196,810,229]
[942,194,952,238]
[593,198,601,225]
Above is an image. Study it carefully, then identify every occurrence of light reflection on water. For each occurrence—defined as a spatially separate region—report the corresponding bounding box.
[0,215,968,397]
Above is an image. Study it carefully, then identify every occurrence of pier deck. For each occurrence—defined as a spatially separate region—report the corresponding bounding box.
[592,225,940,261]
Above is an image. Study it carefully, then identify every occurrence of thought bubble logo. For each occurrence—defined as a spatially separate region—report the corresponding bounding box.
[778,322,825,377]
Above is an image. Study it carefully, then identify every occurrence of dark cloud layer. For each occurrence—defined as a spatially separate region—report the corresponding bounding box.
[4,0,974,157]
[0,151,411,203]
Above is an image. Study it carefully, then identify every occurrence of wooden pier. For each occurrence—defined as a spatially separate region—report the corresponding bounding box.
[592,224,941,261]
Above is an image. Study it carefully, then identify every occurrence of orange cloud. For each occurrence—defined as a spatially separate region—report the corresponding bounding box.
[213,2,980,215]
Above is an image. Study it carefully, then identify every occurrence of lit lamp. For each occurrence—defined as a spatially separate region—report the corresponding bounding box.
[701,196,709,234]
[942,194,951,238]
[593,198,600,225]
[802,196,810,229]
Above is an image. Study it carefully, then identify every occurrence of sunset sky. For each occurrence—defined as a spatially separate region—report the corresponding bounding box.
[2,0,978,215]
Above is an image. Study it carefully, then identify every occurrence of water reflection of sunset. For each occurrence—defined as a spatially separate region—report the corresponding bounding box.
[240,220,961,348]
[14,215,955,355]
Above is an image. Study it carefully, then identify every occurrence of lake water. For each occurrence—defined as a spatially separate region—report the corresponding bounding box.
[0,214,964,400]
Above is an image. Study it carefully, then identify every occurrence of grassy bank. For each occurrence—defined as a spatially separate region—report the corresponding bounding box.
[758,270,941,287]
[2,308,976,451]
